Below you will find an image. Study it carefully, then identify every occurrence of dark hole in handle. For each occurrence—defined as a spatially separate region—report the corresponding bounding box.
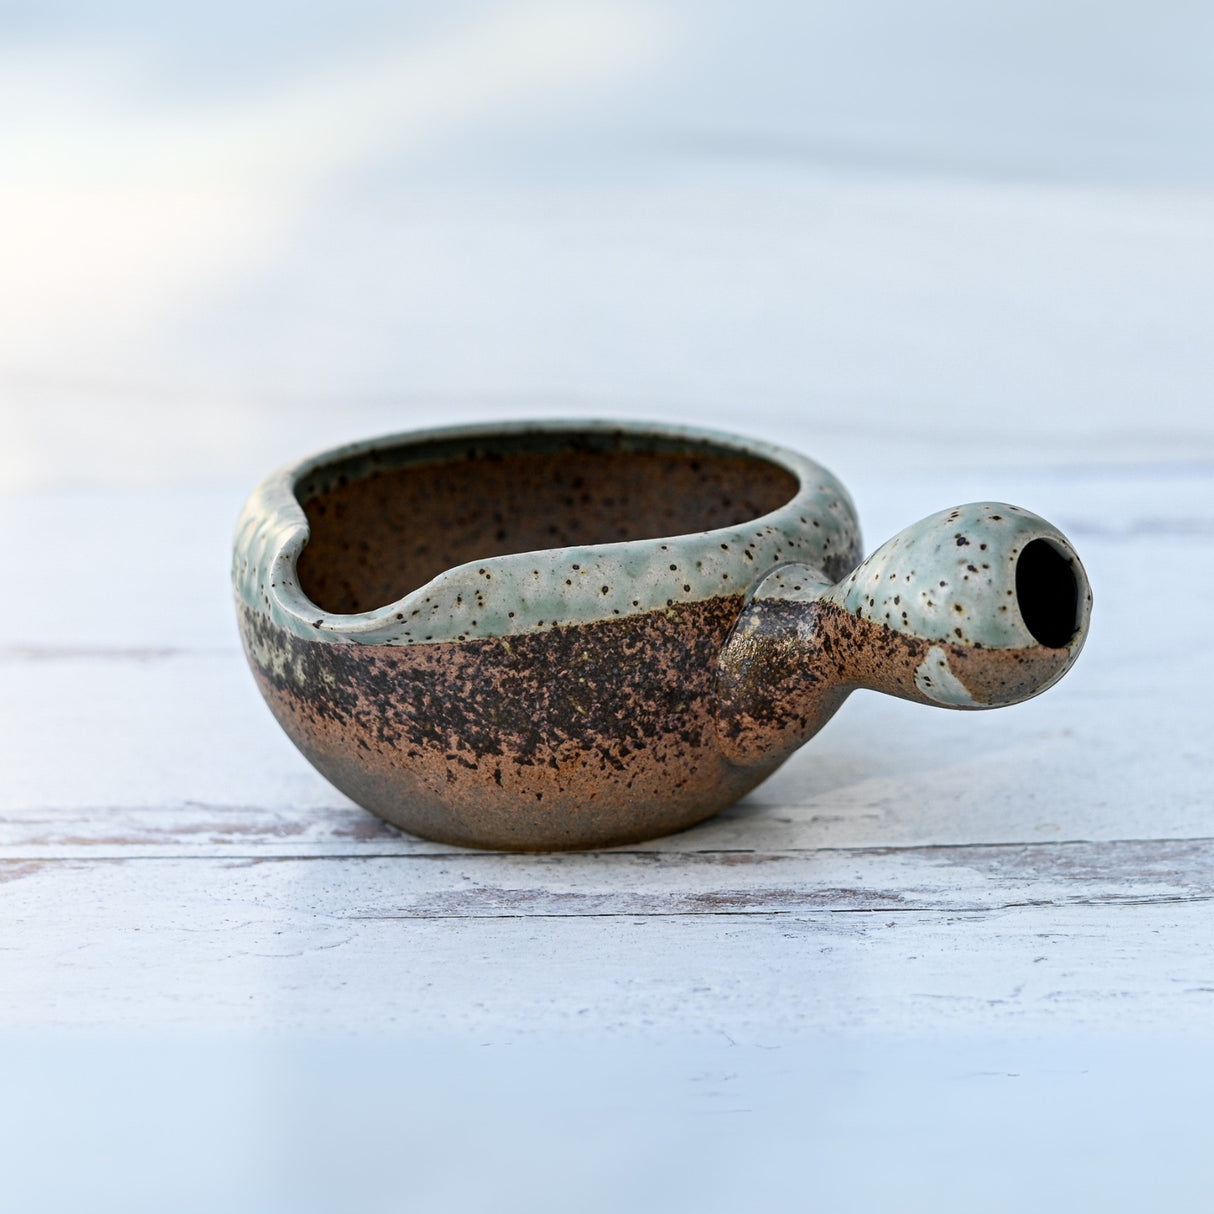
[1016,539,1079,648]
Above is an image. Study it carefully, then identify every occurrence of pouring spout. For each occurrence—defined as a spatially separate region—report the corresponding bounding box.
[715,502,1092,766]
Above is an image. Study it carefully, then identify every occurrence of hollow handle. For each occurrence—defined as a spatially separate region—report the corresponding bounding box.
[715,502,1092,765]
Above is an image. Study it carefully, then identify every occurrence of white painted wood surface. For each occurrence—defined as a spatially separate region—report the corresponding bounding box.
[2,466,1211,1039]
[2,3,1213,1207]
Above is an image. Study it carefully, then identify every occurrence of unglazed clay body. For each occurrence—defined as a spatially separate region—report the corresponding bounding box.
[233,421,1091,850]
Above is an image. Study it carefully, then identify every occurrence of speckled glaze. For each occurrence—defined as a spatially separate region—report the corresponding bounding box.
[233,421,1091,850]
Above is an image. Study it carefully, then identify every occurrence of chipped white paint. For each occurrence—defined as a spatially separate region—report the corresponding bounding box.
[3,464,1213,1038]
[914,643,975,705]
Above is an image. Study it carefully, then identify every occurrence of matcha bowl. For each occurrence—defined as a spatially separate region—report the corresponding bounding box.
[233,420,1091,850]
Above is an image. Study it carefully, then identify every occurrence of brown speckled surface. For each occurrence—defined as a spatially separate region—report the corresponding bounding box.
[240,596,781,851]
[715,599,1073,765]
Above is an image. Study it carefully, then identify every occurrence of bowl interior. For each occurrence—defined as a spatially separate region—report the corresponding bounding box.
[294,431,799,615]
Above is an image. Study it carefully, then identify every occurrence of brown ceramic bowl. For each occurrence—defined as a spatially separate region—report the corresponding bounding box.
[233,420,1091,850]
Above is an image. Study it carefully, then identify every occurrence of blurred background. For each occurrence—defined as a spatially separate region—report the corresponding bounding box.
[3,0,1212,493]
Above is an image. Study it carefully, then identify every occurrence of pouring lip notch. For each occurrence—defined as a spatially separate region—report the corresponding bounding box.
[232,419,864,648]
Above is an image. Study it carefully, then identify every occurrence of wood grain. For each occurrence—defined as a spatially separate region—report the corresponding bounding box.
[1,466,1211,1037]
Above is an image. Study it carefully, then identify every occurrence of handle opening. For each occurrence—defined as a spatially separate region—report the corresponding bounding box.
[1016,539,1079,649]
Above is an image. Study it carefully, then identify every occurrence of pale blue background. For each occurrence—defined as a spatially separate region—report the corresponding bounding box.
[2,1,1211,493]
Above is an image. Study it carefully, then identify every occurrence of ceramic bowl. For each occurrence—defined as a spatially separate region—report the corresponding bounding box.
[233,420,1091,850]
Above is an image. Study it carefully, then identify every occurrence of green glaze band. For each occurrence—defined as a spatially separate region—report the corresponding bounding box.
[233,419,862,647]
[754,502,1092,651]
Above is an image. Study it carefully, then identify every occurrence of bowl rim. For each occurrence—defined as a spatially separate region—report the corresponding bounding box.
[232,418,861,647]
